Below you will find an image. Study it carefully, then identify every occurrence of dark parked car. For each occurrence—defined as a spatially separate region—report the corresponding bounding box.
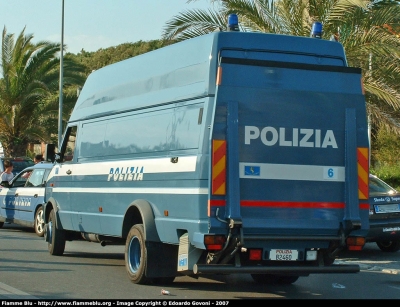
[368,174,400,252]
[0,157,35,176]
[0,162,53,236]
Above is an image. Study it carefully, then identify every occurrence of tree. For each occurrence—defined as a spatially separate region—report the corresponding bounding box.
[162,0,400,143]
[67,40,170,76]
[0,27,86,157]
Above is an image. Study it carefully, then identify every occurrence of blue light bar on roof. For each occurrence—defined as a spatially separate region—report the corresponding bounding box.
[311,21,323,39]
[227,14,239,32]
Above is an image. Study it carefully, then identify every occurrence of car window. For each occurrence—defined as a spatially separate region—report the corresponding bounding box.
[369,176,397,196]
[26,169,46,187]
[12,170,30,187]
[43,169,51,184]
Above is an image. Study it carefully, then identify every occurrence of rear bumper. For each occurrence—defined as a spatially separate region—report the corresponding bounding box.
[193,263,360,275]
[366,221,400,242]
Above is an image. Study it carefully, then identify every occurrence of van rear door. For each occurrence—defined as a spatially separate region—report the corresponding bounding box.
[209,50,369,239]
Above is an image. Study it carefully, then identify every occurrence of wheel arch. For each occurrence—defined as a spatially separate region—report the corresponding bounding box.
[44,197,58,225]
[122,199,160,243]
[123,199,178,279]
[34,203,44,216]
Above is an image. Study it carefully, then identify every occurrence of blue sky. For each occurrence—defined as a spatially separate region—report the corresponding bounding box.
[0,0,212,54]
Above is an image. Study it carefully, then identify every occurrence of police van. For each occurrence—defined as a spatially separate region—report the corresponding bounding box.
[43,16,370,285]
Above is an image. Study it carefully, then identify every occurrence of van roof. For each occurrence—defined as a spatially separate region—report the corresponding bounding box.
[69,31,348,123]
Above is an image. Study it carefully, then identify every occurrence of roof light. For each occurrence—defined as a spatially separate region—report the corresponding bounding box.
[227,14,239,32]
[310,21,323,39]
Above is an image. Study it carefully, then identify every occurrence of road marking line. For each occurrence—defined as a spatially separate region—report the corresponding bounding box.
[0,282,38,299]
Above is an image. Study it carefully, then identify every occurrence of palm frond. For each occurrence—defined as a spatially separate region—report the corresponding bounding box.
[162,9,227,41]
[0,27,85,156]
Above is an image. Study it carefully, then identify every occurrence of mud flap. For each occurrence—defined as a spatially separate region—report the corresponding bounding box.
[145,241,179,278]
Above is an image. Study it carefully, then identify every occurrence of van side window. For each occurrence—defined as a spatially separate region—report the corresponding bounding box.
[79,104,202,159]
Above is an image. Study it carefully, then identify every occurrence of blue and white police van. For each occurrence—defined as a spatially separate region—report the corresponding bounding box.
[43,17,370,285]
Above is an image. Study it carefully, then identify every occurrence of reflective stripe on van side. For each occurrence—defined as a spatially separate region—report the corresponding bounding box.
[51,156,198,176]
[52,187,208,194]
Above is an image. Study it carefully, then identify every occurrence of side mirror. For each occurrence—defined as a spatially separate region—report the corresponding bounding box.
[44,144,56,162]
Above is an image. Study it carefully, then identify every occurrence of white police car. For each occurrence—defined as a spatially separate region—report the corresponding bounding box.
[0,162,53,236]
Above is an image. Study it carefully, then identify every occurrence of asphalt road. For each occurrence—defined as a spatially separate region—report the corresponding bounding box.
[1,223,400,300]
[335,243,400,274]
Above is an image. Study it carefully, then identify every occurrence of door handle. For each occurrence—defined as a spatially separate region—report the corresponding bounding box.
[66,170,72,175]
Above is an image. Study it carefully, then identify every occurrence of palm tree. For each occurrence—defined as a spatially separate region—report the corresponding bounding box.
[162,0,400,142]
[0,27,86,157]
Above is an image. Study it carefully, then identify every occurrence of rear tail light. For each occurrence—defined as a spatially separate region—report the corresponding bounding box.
[249,249,262,261]
[204,235,226,251]
[346,237,365,251]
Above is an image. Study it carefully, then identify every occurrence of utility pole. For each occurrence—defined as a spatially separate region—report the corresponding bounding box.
[58,0,64,149]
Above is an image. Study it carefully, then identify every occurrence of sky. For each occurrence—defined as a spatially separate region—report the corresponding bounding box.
[0,0,212,54]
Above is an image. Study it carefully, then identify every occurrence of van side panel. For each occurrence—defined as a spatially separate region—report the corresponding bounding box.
[48,100,211,242]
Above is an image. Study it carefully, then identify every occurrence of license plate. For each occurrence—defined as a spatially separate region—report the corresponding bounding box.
[269,249,298,261]
[375,204,400,213]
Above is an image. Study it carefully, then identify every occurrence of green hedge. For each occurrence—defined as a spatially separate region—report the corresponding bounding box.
[370,164,400,191]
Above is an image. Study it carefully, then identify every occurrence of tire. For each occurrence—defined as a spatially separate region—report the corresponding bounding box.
[0,221,3,228]
[376,240,400,252]
[251,274,299,285]
[34,206,45,237]
[125,224,152,284]
[48,209,66,256]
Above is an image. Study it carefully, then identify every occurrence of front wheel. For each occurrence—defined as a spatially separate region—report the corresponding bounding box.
[47,209,66,256]
[125,224,152,284]
[376,240,400,252]
[34,206,45,237]
[251,274,299,285]
[0,221,3,228]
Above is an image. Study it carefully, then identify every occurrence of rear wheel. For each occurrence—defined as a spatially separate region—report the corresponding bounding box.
[34,206,45,237]
[0,221,3,228]
[251,274,299,285]
[125,224,152,284]
[48,209,66,256]
[376,240,400,252]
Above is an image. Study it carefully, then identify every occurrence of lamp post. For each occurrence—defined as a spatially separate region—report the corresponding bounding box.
[58,0,64,149]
